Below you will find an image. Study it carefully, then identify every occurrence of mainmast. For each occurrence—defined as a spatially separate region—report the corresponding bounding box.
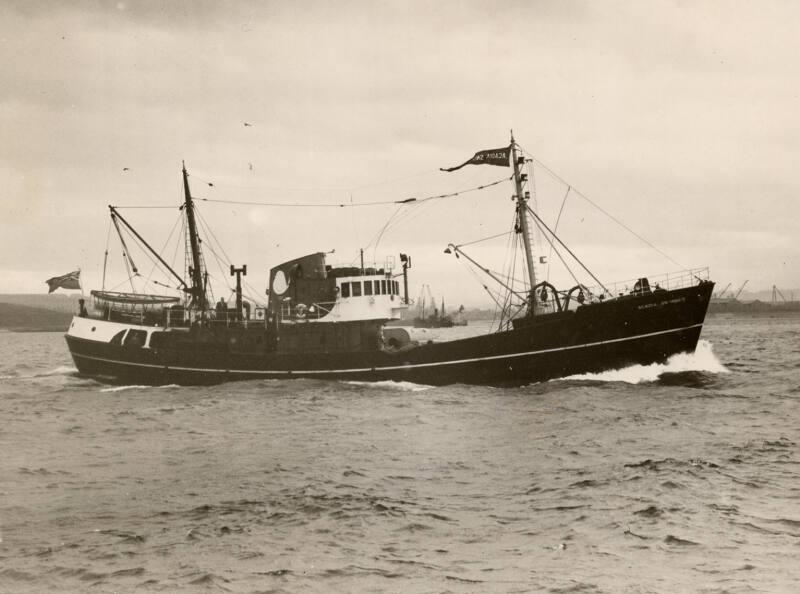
[182,162,207,310]
[510,132,537,302]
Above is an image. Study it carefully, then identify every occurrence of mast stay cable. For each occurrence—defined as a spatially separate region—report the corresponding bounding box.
[189,176,512,209]
[517,145,685,270]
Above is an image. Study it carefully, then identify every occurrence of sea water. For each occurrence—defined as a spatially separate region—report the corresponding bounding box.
[0,315,798,593]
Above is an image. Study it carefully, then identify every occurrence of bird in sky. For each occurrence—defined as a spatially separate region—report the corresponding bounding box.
[122,167,130,171]
[243,122,252,127]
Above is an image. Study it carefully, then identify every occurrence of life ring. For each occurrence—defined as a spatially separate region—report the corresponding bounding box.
[296,303,307,319]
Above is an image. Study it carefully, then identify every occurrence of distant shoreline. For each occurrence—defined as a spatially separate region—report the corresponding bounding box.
[2,327,68,333]
[708,310,800,318]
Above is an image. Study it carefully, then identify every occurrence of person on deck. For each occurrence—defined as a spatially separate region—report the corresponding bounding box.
[216,297,227,320]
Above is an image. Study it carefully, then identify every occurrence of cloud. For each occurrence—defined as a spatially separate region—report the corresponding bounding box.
[2,1,800,297]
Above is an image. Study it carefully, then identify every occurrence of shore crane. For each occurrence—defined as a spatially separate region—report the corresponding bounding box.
[733,280,749,300]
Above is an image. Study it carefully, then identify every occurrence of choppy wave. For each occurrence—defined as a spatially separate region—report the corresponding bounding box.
[3,317,798,594]
[562,340,727,384]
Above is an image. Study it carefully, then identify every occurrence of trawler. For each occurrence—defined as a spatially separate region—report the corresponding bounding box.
[65,136,714,386]
[412,286,466,328]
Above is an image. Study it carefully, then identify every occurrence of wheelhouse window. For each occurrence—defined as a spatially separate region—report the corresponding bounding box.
[150,332,168,349]
[381,280,387,295]
[341,283,351,298]
[364,281,373,296]
[374,280,381,295]
[123,329,148,348]
[110,330,126,346]
[352,282,362,297]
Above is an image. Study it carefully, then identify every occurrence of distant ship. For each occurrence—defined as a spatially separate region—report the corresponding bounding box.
[65,135,713,386]
[413,287,467,328]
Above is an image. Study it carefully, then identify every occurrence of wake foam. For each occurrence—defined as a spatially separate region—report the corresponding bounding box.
[99,385,151,393]
[37,366,79,377]
[345,380,433,392]
[562,340,727,384]
[8,366,79,380]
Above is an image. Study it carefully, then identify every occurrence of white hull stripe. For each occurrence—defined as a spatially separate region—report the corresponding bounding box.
[70,323,704,376]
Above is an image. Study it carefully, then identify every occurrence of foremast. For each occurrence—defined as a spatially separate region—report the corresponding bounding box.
[182,162,208,310]
[510,132,537,313]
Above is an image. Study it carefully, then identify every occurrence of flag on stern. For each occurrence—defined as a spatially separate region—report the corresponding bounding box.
[440,146,511,172]
[45,270,81,293]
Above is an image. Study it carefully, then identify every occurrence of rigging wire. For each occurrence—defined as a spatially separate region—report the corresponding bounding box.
[456,254,504,312]
[531,215,582,288]
[142,212,185,294]
[102,217,113,290]
[524,158,545,264]
[116,222,170,293]
[111,173,513,308]
[498,211,518,328]
[547,185,571,283]
[517,146,685,270]
[526,205,609,294]
[193,216,232,299]
[369,196,436,241]
[363,172,508,259]
[190,176,512,209]
[110,205,179,209]
[110,216,139,292]
[195,208,234,266]
[241,278,267,307]
[366,204,405,259]
[454,230,512,249]
[498,228,517,329]
[193,209,264,306]
[170,217,187,295]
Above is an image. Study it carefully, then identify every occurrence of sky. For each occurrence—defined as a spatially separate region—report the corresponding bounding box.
[1,0,799,306]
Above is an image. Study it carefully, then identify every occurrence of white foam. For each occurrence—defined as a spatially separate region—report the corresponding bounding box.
[99,385,151,393]
[39,366,79,377]
[562,340,728,384]
[345,380,433,392]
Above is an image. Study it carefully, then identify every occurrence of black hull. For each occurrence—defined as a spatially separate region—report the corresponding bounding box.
[66,283,713,387]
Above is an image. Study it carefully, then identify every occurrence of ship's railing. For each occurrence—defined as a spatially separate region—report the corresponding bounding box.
[91,301,172,325]
[279,301,335,322]
[88,300,273,329]
[582,267,711,301]
[204,306,270,329]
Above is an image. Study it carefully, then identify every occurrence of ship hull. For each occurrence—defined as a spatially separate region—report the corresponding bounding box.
[65,283,713,387]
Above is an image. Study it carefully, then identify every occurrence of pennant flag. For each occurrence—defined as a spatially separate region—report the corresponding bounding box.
[45,270,81,293]
[440,146,511,172]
